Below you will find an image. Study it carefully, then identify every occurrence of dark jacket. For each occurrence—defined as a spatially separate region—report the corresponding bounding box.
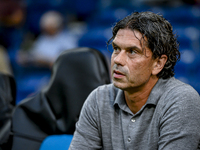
[0,73,16,150]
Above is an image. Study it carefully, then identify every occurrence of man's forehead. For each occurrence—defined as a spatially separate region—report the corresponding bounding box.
[116,28,141,36]
[113,29,147,47]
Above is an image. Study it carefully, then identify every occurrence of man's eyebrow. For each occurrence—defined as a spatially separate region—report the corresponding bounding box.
[112,42,142,52]
[112,42,118,47]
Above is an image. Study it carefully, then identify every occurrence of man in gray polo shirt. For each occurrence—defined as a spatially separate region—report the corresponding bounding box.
[69,11,200,149]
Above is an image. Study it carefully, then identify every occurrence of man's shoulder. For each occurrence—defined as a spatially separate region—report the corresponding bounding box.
[157,77,200,108]
[153,77,200,123]
[94,83,120,98]
[164,77,199,98]
[90,83,121,105]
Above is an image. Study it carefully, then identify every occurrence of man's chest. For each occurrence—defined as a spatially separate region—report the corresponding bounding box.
[100,105,159,150]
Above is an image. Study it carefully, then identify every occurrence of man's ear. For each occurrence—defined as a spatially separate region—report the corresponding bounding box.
[152,55,167,75]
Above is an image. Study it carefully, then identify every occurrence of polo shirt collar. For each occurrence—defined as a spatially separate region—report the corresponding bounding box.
[146,77,172,105]
[113,77,172,109]
[113,88,131,113]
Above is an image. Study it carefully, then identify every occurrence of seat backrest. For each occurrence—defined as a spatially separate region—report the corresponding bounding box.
[11,47,111,150]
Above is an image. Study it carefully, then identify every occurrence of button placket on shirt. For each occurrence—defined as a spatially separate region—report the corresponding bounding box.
[131,118,135,123]
[127,137,131,142]
[127,117,136,143]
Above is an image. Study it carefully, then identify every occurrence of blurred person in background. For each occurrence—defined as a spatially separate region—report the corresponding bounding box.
[0,46,12,75]
[0,0,25,49]
[17,10,78,68]
[0,0,26,75]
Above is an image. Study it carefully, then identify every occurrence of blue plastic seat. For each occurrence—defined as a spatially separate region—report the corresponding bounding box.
[39,134,73,150]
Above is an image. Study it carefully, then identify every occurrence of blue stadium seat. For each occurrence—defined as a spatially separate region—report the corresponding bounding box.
[161,5,200,25]
[78,27,113,58]
[175,49,198,75]
[87,7,131,27]
[15,67,51,104]
[39,134,73,150]
[173,25,200,50]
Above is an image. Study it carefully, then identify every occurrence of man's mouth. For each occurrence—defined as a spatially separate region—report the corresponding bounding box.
[113,70,125,78]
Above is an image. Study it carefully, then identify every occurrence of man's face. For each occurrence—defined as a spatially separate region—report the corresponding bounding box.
[111,29,157,92]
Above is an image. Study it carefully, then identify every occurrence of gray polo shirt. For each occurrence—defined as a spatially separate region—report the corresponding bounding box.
[69,77,200,150]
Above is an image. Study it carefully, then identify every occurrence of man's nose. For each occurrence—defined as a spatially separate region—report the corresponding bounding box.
[113,50,126,66]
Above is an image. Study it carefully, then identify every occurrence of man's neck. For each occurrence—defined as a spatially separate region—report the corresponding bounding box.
[124,77,159,114]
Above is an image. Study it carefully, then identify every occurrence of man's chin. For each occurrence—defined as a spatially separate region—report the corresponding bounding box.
[112,81,127,90]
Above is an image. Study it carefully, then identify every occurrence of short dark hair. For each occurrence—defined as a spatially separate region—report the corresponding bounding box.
[107,11,180,79]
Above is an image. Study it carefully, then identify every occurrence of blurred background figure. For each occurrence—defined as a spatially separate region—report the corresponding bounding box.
[0,46,12,75]
[0,0,26,75]
[15,10,81,103]
[17,10,78,68]
[0,0,25,50]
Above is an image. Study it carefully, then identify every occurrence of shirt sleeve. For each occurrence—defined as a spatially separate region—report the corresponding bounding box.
[69,89,102,150]
[158,85,200,150]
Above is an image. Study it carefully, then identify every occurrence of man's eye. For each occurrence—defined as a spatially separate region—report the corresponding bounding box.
[129,50,136,54]
[113,47,120,52]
